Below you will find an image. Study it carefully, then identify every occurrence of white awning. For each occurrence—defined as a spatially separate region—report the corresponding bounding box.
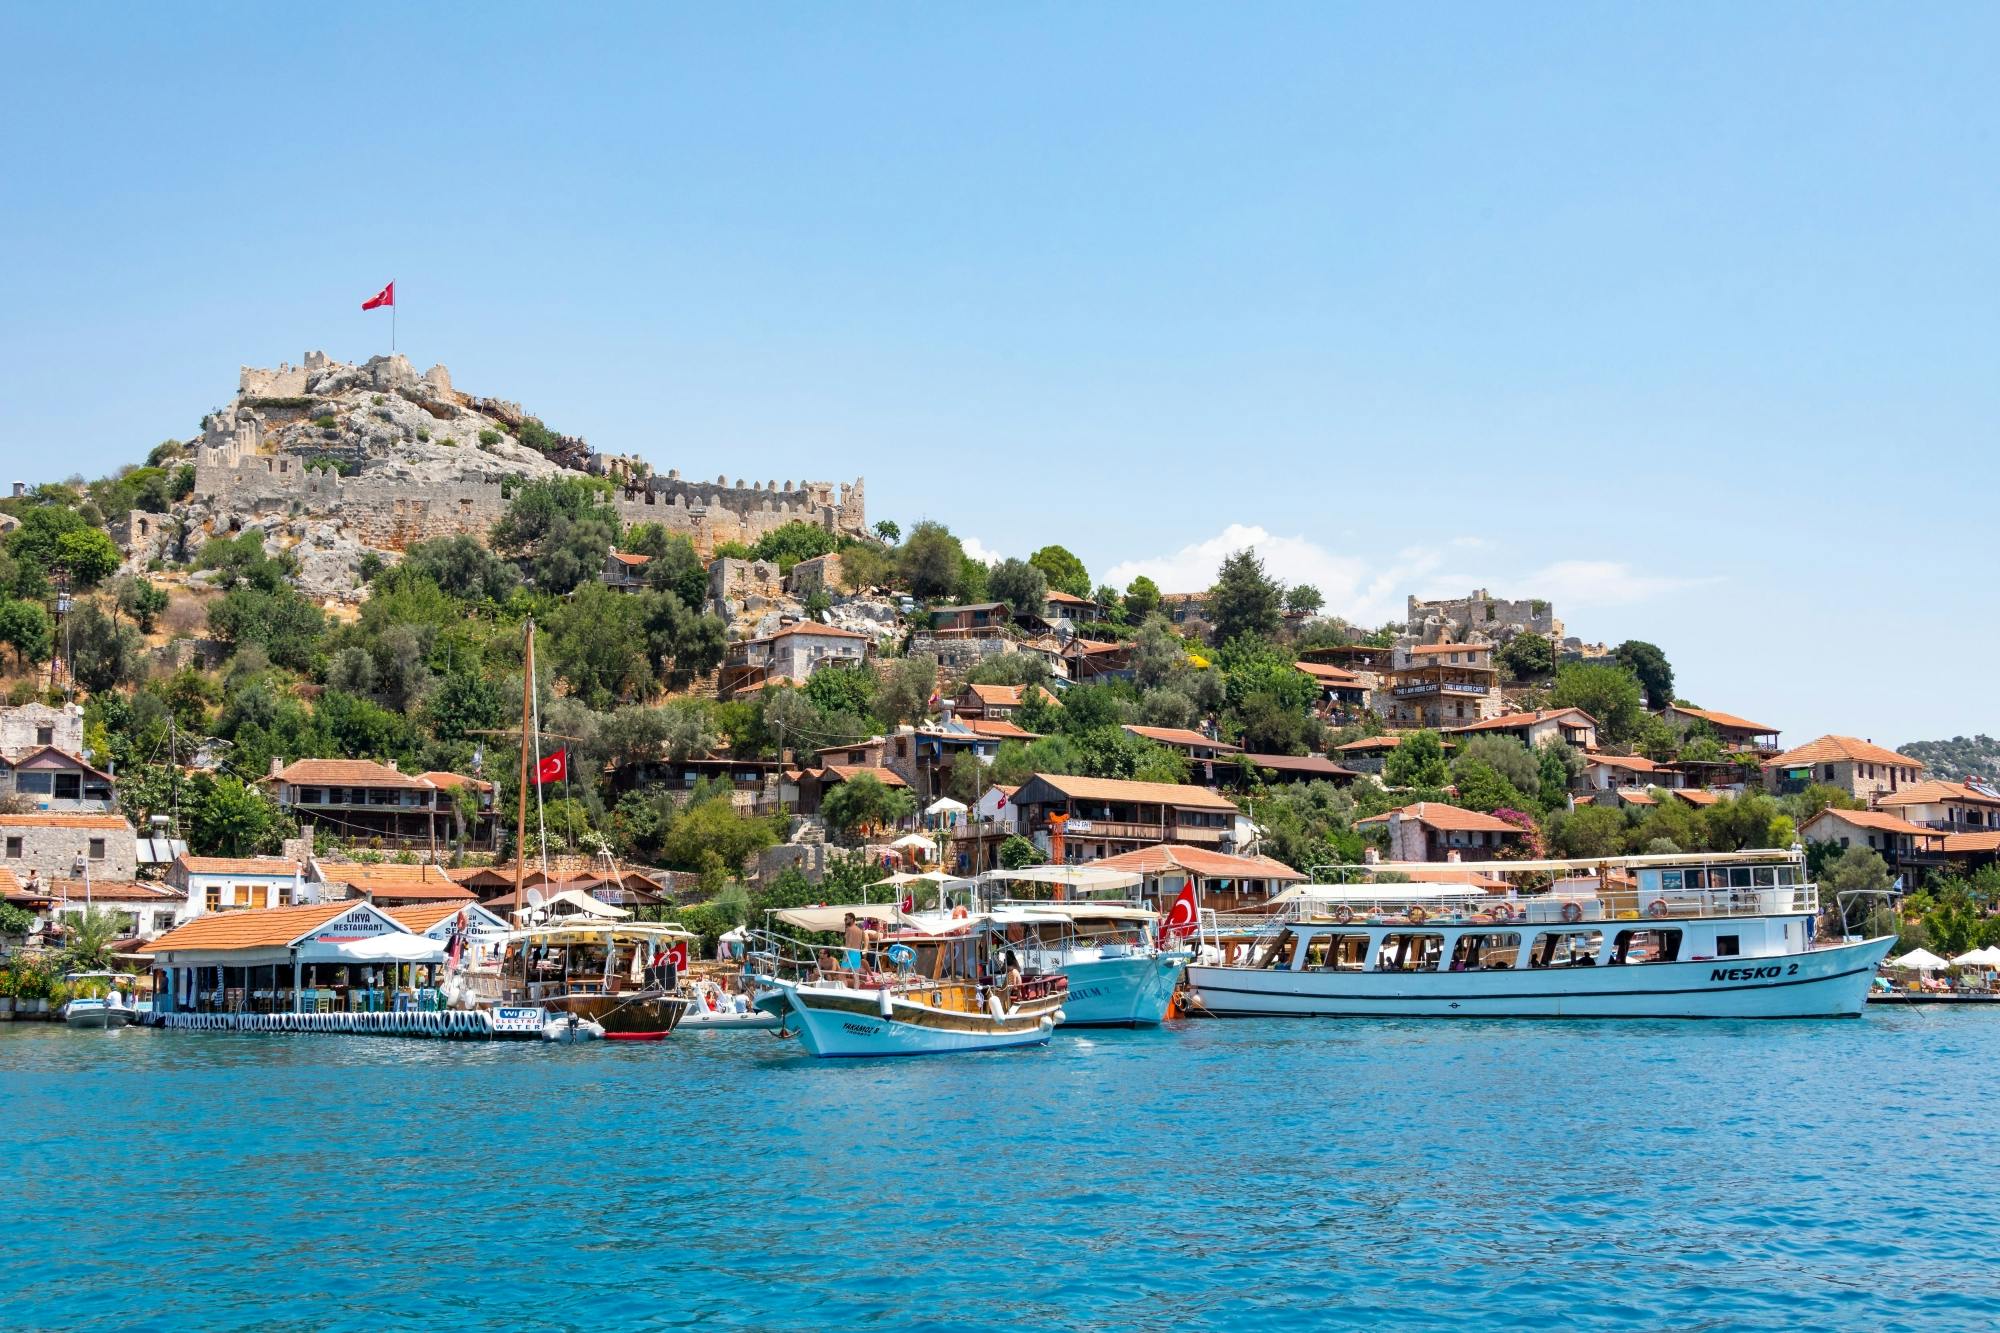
[982,865,1142,893]
[924,797,968,815]
[1888,948,1950,971]
[771,903,907,933]
[888,834,937,851]
[297,933,445,964]
[1272,883,1498,904]
[1950,947,2000,968]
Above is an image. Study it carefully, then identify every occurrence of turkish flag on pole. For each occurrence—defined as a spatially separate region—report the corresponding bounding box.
[1161,877,1200,945]
[533,747,568,785]
[361,281,395,311]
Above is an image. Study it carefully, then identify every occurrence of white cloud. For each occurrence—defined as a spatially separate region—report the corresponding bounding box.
[1514,561,1723,610]
[1104,527,1718,625]
[959,535,1005,567]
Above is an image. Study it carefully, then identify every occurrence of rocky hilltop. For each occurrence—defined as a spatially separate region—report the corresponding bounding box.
[121,351,866,599]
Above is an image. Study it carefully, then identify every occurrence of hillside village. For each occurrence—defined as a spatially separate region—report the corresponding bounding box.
[2,350,1998,969]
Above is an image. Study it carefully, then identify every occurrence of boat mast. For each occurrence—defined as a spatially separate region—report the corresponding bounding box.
[515,618,535,998]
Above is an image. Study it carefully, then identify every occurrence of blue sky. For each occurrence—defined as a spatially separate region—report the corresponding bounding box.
[2,4,1994,745]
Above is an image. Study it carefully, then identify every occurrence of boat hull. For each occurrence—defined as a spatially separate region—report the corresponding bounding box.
[543,992,688,1039]
[1055,953,1185,1027]
[755,979,1057,1057]
[62,1003,134,1029]
[1186,936,1896,1020]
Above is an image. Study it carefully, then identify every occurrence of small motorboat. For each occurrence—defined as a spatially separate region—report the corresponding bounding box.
[678,977,780,1031]
[63,973,139,1029]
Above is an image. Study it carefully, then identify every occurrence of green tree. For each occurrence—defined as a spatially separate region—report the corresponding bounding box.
[1497,633,1555,681]
[750,520,842,571]
[56,907,127,972]
[55,528,123,588]
[1123,575,1163,622]
[115,577,170,632]
[1825,845,1892,898]
[0,599,52,668]
[1450,757,1528,813]
[875,655,939,728]
[1384,730,1449,788]
[804,662,877,720]
[898,521,965,600]
[1613,640,1675,708]
[1550,662,1644,748]
[1284,584,1324,616]
[1536,740,1581,812]
[988,558,1048,619]
[1548,804,1629,858]
[636,533,708,607]
[205,583,325,671]
[998,835,1043,870]
[1028,545,1090,599]
[188,774,290,856]
[821,772,917,842]
[1207,549,1282,644]
[398,535,520,603]
[545,583,653,708]
[66,604,145,693]
[659,796,783,877]
[874,520,901,544]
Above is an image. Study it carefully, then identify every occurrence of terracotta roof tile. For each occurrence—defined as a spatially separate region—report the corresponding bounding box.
[1665,705,1778,735]
[963,718,1038,740]
[419,771,494,792]
[0,813,132,830]
[138,900,371,954]
[1123,725,1242,752]
[264,759,434,790]
[1356,802,1525,833]
[1410,643,1491,657]
[1765,736,1923,771]
[48,879,184,902]
[1805,808,1941,839]
[1876,780,2000,810]
[1944,831,2000,854]
[177,855,300,876]
[1450,708,1598,735]
[1019,773,1239,811]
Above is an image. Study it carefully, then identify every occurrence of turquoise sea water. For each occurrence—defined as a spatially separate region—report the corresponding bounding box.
[3,1012,1994,1331]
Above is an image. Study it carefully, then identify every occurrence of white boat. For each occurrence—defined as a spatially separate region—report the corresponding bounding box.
[62,973,139,1029]
[679,976,780,1030]
[986,901,1186,1027]
[1186,851,1894,1020]
[748,911,1066,1058]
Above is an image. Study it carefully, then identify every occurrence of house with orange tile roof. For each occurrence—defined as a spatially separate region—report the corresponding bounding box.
[1355,802,1529,863]
[1799,808,1946,876]
[1447,707,1597,752]
[1122,725,1241,786]
[1581,752,1679,792]
[600,548,653,592]
[140,898,445,1014]
[261,757,480,853]
[0,701,83,760]
[0,811,137,881]
[314,861,477,905]
[417,772,500,849]
[1873,779,2000,834]
[1009,773,1244,864]
[1657,704,1781,755]
[1295,660,1370,723]
[168,854,309,925]
[1762,736,1924,803]
[952,682,1060,722]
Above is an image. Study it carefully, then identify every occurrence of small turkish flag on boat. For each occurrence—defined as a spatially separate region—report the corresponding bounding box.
[361,281,395,311]
[1162,877,1200,943]
[533,747,568,785]
[666,941,689,971]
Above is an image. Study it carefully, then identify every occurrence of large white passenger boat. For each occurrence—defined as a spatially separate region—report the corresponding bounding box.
[1186,851,1893,1020]
[977,867,1188,1027]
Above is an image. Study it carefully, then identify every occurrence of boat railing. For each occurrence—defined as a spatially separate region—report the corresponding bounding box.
[1204,882,1820,940]
[744,927,972,993]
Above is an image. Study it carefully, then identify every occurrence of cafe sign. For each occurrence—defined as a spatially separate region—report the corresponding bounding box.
[311,907,395,941]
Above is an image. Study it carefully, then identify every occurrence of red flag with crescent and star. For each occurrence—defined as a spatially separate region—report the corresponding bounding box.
[666,941,689,971]
[1162,877,1199,944]
[533,748,568,785]
[361,281,395,311]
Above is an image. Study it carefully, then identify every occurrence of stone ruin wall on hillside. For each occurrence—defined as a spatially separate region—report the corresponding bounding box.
[187,352,866,557]
[1406,588,1562,644]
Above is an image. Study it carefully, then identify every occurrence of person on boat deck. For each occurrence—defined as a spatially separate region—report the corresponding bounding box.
[842,914,875,979]
[1001,950,1024,1003]
[816,948,839,982]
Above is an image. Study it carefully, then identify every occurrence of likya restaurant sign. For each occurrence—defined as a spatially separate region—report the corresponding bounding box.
[311,907,396,942]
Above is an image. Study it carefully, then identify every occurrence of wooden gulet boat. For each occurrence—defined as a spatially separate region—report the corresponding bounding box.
[747,911,1067,1057]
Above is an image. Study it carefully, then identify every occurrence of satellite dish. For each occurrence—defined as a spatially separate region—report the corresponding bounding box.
[525,887,546,911]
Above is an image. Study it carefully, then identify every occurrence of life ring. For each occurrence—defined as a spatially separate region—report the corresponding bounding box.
[1407,906,1428,925]
[950,906,969,920]
[1491,903,1516,923]
[1561,901,1584,924]
[1647,899,1670,919]
[1333,905,1354,925]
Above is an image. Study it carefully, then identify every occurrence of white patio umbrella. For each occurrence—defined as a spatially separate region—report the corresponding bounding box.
[1949,946,2000,968]
[1887,947,1950,971]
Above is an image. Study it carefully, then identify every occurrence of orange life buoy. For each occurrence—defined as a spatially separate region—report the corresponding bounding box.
[1333,905,1354,925]
[1647,899,1670,919]
[950,905,969,920]
[1491,903,1516,923]
[1407,905,1428,925]
[1560,901,1584,924]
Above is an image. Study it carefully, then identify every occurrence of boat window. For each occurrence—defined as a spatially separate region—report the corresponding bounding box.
[1660,870,1684,893]
[1303,934,1372,970]
[1775,864,1799,885]
[1528,930,1605,968]
[1716,934,1741,957]
[1252,930,1298,970]
[1609,929,1683,964]
[1374,933,1446,972]
[1753,866,1776,887]
[1447,932,1521,971]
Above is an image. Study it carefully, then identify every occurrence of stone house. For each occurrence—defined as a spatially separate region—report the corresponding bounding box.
[48,879,186,939]
[787,552,843,596]
[718,622,871,698]
[0,702,83,759]
[953,683,1060,722]
[0,812,139,881]
[1,746,117,812]
[1762,736,1924,802]
[1382,643,1503,728]
[882,727,1002,804]
[931,603,1013,635]
[1296,660,1370,723]
[1356,802,1528,863]
[260,758,467,853]
[1447,708,1598,752]
[1799,808,1946,879]
[1657,705,1781,755]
